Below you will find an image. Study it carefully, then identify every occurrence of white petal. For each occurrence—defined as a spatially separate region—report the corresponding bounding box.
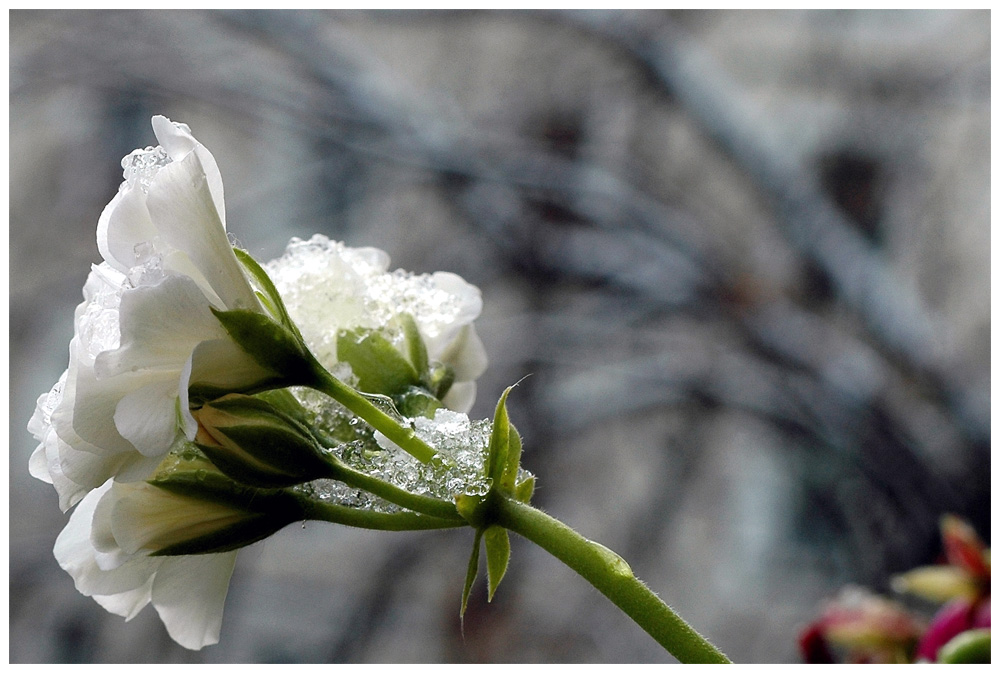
[113,376,184,456]
[94,275,228,378]
[62,340,138,456]
[93,580,155,621]
[145,150,257,311]
[28,442,53,484]
[96,187,157,275]
[58,439,158,496]
[151,115,226,224]
[442,381,477,414]
[54,484,160,605]
[438,324,489,383]
[151,552,238,650]
[432,271,483,323]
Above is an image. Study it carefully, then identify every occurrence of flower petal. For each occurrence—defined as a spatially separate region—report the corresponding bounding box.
[442,381,477,414]
[145,150,257,311]
[152,115,226,224]
[54,484,161,614]
[94,274,229,378]
[113,376,185,457]
[96,186,158,275]
[151,552,238,650]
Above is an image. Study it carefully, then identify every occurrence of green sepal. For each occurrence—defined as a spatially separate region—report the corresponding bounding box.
[194,394,335,488]
[394,386,443,419]
[151,513,292,557]
[147,453,302,556]
[400,313,429,382]
[501,421,523,493]
[337,328,420,397]
[938,628,990,663]
[211,308,317,388]
[485,387,513,486]
[514,475,535,503]
[484,525,511,602]
[426,362,455,401]
[461,528,484,621]
[234,248,302,340]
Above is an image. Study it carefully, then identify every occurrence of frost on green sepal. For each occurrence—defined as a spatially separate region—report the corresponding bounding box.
[485,525,511,602]
[193,394,335,488]
[203,308,318,400]
[461,528,483,621]
[139,451,300,556]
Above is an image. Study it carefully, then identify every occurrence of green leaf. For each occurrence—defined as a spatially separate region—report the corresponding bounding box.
[337,328,420,397]
[212,308,316,386]
[484,525,511,602]
[461,529,484,621]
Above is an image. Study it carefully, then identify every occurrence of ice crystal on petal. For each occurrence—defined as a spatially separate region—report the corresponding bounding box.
[266,235,473,373]
[121,145,170,193]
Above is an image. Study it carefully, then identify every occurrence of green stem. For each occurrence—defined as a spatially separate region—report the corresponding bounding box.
[324,458,462,521]
[309,366,438,463]
[495,497,731,663]
[293,491,464,531]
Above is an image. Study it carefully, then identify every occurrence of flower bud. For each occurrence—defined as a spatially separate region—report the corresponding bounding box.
[193,394,334,488]
[892,565,980,603]
[113,452,302,556]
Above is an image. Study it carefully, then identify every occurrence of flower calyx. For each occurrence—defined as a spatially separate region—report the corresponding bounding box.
[193,393,336,488]
[337,313,458,418]
[456,385,535,617]
[123,451,302,557]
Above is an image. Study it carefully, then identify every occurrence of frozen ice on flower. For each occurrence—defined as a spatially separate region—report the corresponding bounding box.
[29,116,276,510]
[267,234,488,413]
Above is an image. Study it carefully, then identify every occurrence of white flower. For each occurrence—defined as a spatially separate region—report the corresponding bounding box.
[30,117,275,509]
[266,235,488,412]
[54,480,239,650]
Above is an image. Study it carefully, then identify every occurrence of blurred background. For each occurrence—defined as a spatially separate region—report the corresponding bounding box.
[9,9,990,663]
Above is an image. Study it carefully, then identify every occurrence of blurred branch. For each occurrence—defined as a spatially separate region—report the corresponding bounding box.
[556,10,988,443]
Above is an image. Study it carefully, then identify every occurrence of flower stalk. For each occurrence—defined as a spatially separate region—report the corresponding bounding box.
[494,495,731,664]
[308,363,439,464]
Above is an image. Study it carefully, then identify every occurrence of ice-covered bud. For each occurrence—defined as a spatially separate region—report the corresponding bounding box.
[266,235,488,413]
[892,565,980,603]
[193,394,334,488]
